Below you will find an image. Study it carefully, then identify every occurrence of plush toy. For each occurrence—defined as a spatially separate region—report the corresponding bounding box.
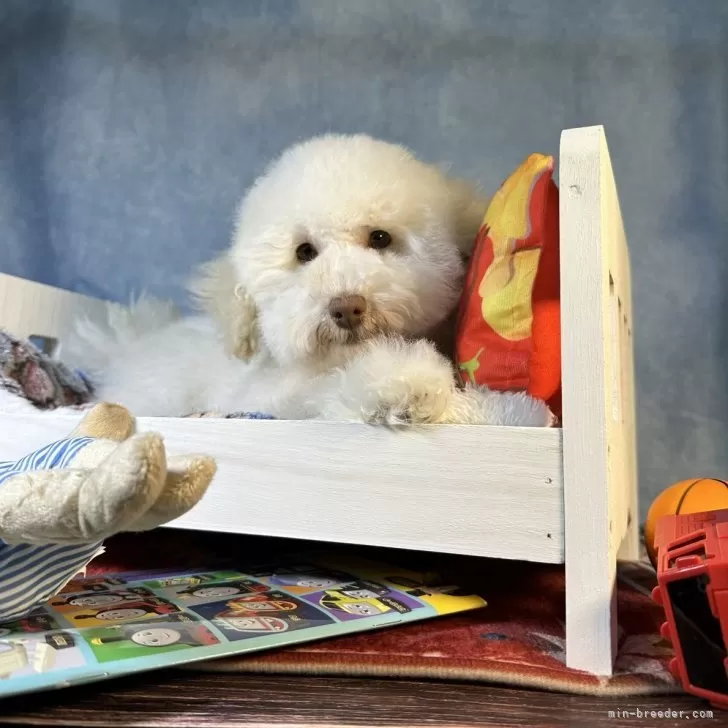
[456,153,562,418]
[644,478,728,565]
[0,402,216,621]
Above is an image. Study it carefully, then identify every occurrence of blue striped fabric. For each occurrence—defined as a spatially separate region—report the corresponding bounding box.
[0,437,104,621]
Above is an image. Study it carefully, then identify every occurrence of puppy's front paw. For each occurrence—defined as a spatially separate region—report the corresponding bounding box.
[363,377,451,425]
[332,339,456,425]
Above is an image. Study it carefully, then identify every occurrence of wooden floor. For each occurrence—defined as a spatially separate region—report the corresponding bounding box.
[1,670,719,728]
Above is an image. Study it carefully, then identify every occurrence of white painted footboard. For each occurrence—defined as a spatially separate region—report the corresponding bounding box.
[0,125,637,677]
[0,413,564,563]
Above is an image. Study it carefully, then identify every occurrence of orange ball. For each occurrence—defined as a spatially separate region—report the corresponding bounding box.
[645,478,728,565]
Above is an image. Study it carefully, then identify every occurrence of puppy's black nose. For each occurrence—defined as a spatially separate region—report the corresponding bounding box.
[328,295,367,330]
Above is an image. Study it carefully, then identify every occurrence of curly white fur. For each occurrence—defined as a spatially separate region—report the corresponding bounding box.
[68,134,553,427]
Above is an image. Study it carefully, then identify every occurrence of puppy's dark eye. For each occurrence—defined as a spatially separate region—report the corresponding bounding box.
[295,242,318,263]
[369,230,392,250]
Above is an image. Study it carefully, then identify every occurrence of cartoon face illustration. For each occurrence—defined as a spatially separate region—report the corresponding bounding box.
[339,601,387,616]
[51,588,153,610]
[66,593,134,608]
[175,579,268,600]
[291,577,339,589]
[227,598,298,614]
[340,588,381,600]
[95,608,150,621]
[72,597,179,624]
[241,600,295,612]
[86,615,220,659]
[190,591,333,640]
[189,586,242,599]
[130,627,182,648]
[261,565,352,590]
[69,594,121,608]
[220,616,289,633]
[314,590,415,619]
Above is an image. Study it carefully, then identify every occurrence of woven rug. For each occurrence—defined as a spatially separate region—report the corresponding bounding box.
[88,530,680,697]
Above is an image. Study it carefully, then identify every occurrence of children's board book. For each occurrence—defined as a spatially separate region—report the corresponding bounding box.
[0,550,486,698]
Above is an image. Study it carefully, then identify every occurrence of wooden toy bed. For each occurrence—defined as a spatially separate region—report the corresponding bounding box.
[0,126,637,677]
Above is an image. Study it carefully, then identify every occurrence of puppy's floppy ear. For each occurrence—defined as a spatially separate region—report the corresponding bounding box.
[188,255,259,360]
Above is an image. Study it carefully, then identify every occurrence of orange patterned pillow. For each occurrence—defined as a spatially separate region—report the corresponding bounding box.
[455,154,561,417]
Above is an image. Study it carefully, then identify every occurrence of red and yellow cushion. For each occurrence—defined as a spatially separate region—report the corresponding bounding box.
[455,153,561,417]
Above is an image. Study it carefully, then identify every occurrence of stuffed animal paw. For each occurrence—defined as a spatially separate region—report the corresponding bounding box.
[0,403,216,620]
[0,402,216,544]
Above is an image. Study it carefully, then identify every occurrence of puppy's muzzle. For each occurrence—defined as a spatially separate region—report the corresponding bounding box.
[328,295,367,331]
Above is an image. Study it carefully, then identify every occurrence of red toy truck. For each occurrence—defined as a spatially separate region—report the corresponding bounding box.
[651,509,728,709]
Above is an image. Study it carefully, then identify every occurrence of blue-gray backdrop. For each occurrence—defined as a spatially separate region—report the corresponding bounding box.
[1,0,726,516]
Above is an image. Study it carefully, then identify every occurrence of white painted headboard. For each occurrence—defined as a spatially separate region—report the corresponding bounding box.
[0,273,111,358]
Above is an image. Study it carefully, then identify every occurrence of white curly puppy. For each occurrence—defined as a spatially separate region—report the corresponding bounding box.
[72,135,552,426]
